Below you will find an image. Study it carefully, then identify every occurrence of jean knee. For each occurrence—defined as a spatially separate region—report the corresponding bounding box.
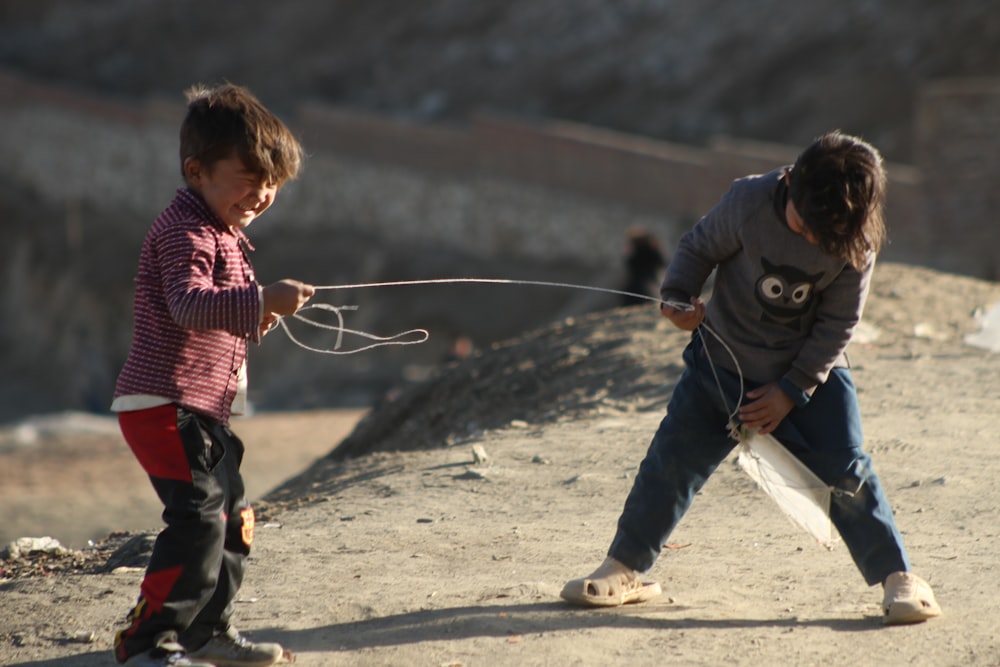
[828,454,890,516]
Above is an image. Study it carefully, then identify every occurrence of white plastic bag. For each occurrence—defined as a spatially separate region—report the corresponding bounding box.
[736,429,838,549]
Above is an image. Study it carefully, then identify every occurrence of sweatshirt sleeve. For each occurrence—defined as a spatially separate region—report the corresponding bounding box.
[781,255,874,399]
[660,181,746,302]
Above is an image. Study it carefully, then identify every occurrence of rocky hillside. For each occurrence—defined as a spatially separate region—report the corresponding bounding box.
[1,0,998,162]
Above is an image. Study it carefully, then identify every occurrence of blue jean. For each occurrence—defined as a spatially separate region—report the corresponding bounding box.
[609,335,910,586]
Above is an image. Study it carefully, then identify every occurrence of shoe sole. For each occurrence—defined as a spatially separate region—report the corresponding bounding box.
[560,579,662,607]
[884,602,942,625]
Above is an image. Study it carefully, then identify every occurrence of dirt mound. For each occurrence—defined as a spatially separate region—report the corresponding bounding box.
[262,261,1000,512]
[262,304,688,507]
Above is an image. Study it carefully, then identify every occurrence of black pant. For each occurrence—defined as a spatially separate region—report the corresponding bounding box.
[114,405,253,662]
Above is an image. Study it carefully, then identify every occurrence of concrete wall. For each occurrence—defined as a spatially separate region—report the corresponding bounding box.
[294,103,927,269]
[0,67,936,272]
[917,78,1000,280]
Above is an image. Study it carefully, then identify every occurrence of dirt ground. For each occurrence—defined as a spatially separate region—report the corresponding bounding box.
[2,262,1000,667]
[0,410,369,550]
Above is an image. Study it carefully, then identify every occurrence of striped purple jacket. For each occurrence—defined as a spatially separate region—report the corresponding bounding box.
[113,188,261,424]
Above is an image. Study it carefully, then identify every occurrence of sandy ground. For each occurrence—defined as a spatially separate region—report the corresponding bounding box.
[2,263,1000,666]
[0,410,369,550]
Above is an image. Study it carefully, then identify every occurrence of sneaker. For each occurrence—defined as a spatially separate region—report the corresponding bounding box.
[187,626,283,667]
[123,643,216,666]
[882,571,942,624]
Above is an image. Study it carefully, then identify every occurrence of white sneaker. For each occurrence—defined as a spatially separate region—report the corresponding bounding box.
[123,643,216,666]
[188,626,283,667]
[882,571,942,624]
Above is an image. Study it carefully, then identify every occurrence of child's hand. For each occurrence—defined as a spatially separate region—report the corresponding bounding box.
[262,279,315,317]
[259,312,279,337]
[660,298,704,331]
[739,383,794,435]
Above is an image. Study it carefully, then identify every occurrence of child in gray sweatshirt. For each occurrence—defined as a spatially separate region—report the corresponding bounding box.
[562,131,941,625]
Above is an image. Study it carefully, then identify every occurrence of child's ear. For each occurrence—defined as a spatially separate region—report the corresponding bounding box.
[183,157,203,187]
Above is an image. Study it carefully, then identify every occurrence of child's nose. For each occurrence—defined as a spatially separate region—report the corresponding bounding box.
[253,184,272,202]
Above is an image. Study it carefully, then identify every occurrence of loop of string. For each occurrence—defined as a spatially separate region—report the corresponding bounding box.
[278,276,748,426]
[277,303,428,355]
[695,326,746,440]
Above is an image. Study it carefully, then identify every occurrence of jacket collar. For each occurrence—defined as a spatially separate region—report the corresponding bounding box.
[175,187,256,251]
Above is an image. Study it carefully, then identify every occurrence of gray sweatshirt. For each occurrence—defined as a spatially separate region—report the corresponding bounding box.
[661,168,873,403]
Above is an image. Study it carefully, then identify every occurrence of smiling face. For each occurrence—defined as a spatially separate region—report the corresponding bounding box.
[184,154,277,230]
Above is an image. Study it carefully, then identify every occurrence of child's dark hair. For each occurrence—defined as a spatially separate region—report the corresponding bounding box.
[180,83,303,186]
[787,131,887,270]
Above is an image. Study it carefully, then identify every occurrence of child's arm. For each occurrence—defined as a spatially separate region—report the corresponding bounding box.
[660,181,747,301]
[159,224,262,337]
[657,177,753,332]
[782,257,873,399]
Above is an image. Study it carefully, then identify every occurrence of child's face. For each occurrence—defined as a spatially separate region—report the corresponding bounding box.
[784,200,819,245]
[185,155,278,230]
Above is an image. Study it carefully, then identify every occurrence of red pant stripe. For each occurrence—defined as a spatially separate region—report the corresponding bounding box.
[118,405,192,482]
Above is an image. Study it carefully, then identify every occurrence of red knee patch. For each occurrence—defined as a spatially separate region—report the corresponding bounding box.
[139,565,184,612]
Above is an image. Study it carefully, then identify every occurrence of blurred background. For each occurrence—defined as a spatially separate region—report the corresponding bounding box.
[1,0,998,420]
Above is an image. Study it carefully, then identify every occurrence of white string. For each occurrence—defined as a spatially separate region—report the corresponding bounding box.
[276,277,666,355]
[277,274,745,409]
[695,326,746,438]
[277,303,428,355]
[312,277,658,300]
